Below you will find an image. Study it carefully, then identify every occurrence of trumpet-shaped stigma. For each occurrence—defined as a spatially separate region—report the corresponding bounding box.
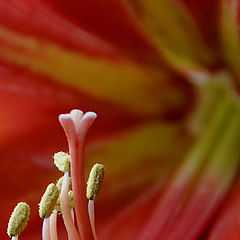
[59,110,97,240]
[7,202,30,237]
[39,183,59,218]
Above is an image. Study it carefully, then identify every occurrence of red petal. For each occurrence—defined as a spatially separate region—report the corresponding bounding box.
[207,177,240,240]
[47,0,160,62]
[178,0,220,48]
[0,63,147,239]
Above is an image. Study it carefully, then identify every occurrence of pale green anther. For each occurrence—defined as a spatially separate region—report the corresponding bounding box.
[68,190,74,209]
[53,151,70,172]
[7,202,30,237]
[39,183,59,218]
[86,163,105,200]
[56,176,72,191]
[54,198,61,212]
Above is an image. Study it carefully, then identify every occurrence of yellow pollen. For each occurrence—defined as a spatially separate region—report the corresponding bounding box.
[54,198,61,212]
[53,151,70,172]
[86,163,105,200]
[39,183,59,218]
[56,176,72,191]
[68,190,74,209]
[7,202,30,237]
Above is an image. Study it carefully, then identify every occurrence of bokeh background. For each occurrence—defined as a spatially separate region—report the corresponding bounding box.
[1,0,235,239]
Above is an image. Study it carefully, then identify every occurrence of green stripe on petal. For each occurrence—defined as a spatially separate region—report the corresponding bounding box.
[86,122,193,199]
[220,0,240,81]
[129,0,214,72]
[0,26,189,115]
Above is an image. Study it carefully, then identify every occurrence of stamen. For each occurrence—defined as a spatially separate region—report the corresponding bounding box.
[56,176,72,191]
[39,183,59,219]
[53,152,70,172]
[86,164,105,240]
[60,171,80,240]
[49,210,58,240]
[39,184,59,240]
[7,202,30,237]
[42,218,50,240]
[59,110,97,240]
[86,164,105,200]
[54,190,74,212]
[88,200,98,240]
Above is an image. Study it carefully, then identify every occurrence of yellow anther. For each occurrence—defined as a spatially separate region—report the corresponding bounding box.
[86,163,105,200]
[54,198,61,212]
[7,202,30,237]
[54,190,74,212]
[39,183,59,218]
[68,190,74,209]
[56,176,72,191]
[53,151,70,172]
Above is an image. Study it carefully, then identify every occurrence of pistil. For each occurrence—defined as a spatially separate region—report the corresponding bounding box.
[59,110,97,240]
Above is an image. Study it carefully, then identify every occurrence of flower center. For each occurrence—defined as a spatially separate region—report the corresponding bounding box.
[7,109,104,240]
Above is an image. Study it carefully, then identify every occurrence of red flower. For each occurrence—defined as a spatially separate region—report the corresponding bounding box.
[1,0,240,239]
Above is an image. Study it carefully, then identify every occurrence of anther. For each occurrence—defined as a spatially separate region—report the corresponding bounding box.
[54,199,61,213]
[39,183,59,218]
[68,190,74,209]
[86,164,105,200]
[7,202,30,237]
[53,152,70,172]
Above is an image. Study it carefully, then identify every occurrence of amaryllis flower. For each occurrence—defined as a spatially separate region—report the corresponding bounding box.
[1,0,240,239]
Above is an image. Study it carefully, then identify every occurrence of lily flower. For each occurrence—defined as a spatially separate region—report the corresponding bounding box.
[1,0,240,239]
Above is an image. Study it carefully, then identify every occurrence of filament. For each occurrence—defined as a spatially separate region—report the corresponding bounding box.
[50,210,58,240]
[59,111,96,240]
[42,217,50,240]
[60,171,80,240]
[88,200,98,240]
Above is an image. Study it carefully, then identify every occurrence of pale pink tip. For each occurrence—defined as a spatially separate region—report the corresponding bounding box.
[58,113,71,122]
[70,109,83,121]
[84,112,97,119]
[70,110,84,131]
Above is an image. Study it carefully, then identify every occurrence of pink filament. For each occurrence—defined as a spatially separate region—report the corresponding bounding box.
[88,200,98,240]
[42,217,51,240]
[59,110,96,240]
[60,171,80,240]
[49,210,58,240]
